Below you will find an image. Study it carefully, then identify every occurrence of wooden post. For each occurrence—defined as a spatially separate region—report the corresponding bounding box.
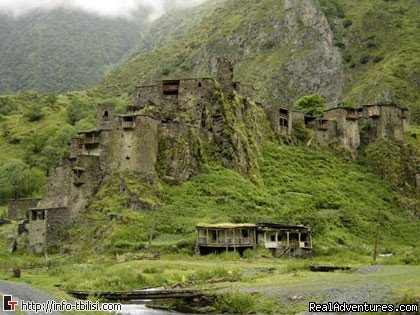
[373,208,381,262]
[298,233,301,248]
[225,229,228,252]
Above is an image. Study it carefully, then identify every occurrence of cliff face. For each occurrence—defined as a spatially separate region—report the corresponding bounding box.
[97,0,343,106]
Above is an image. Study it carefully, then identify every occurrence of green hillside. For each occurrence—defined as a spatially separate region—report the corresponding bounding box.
[0,8,145,94]
[65,142,419,262]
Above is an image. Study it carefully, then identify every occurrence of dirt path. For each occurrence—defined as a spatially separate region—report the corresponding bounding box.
[0,280,61,315]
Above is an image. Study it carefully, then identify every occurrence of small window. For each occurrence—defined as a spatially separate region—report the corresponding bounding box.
[103,111,109,121]
[270,234,276,242]
[242,230,249,238]
[31,211,37,221]
[211,230,217,241]
[38,210,45,220]
[280,118,288,127]
[198,82,202,88]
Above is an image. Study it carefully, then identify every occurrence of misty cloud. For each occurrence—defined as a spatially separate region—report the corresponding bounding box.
[0,0,207,19]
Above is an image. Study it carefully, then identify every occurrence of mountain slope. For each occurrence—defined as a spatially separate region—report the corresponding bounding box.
[97,0,419,123]
[322,0,420,123]
[97,0,343,105]
[0,8,146,94]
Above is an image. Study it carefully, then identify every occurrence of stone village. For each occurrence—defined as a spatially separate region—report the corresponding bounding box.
[6,59,409,256]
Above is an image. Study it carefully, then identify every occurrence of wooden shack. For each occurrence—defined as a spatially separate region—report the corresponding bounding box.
[195,223,257,255]
[256,223,312,257]
[195,222,312,257]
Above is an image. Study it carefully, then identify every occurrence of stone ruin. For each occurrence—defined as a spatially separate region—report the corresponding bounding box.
[6,59,410,253]
[265,103,409,151]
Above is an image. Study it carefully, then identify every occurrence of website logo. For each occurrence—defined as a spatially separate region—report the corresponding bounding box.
[3,295,19,312]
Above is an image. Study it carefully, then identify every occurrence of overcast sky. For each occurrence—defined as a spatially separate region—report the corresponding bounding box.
[0,0,207,19]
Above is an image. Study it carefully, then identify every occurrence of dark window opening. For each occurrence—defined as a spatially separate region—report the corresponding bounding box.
[210,230,217,241]
[201,111,206,128]
[279,118,288,127]
[163,80,180,96]
[126,156,130,160]
[270,234,276,242]
[305,116,316,126]
[103,111,109,121]
[31,211,37,221]
[301,234,307,242]
[122,116,136,129]
[242,230,249,238]
[38,210,45,220]
[198,82,202,88]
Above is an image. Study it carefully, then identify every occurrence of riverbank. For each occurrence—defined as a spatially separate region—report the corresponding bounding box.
[0,253,419,314]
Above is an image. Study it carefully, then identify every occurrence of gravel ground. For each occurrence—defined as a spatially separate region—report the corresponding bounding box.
[0,280,61,315]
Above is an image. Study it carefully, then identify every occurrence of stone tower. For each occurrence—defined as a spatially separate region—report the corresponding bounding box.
[97,103,115,130]
[216,58,234,92]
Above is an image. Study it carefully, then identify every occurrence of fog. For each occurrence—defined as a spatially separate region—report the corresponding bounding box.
[0,0,207,19]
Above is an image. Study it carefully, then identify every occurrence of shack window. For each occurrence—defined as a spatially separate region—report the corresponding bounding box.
[103,111,109,121]
[242,230,249,238]
[198,82,202,88]
[270,234,276,242]
[210,230,217,242]
[31,211,37,221]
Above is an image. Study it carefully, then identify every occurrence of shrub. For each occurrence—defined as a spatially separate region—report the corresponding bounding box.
[343,19,353,28]
[373,55,384,63]
[359,55,370,64]
[213,292,255,314]
[293,93,326,116]
[23,103,44,122]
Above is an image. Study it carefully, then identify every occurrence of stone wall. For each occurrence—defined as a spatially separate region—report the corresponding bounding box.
[359,104,406,144]
[322,108,360,151]
[7,198,41,220]
[28,207,70,253]
[102,115,159,176]
[264,104,407,152]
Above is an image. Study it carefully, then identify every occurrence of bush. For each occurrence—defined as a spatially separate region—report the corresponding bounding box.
[360,55,370,64]
[293,93,326,116]
[213,292,255,314]
[0,159,46,202]
[343,19,353,28]
[23,103,44,122]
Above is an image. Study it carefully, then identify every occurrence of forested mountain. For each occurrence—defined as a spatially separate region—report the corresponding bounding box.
[0,8,146,93]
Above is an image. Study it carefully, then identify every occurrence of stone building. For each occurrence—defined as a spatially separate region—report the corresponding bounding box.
[264,103,409,152]
[359,103,409,144]
[264,106,305,135]
[7,198,41,220]
[320,107,360,151]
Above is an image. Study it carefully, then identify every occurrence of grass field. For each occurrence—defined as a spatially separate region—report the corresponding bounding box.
[0,253,419,314]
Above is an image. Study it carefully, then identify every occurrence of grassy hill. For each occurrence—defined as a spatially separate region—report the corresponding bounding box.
[64,141,419,263]
[0,8,145,94]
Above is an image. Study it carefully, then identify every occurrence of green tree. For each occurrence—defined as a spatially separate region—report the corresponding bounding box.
[0,159,46,202]
[293,94,326,116]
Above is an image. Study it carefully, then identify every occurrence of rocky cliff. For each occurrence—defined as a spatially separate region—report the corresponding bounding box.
[97,0,343,106]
